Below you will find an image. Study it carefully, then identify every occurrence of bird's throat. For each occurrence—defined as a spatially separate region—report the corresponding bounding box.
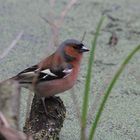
[63,51,76,62]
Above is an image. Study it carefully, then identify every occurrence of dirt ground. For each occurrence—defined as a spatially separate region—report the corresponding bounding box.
[0,0,140,140]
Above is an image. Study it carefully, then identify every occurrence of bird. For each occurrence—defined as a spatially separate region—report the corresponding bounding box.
[2,39,89,115]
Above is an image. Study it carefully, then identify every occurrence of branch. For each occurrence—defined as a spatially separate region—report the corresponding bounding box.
[0,112,10,128]
[59,0,78,26]
[0,80,21,129]
[0,31,24,60]
[0,112,33,140]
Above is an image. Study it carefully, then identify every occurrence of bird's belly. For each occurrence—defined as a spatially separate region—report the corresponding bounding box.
[35,77,76,97]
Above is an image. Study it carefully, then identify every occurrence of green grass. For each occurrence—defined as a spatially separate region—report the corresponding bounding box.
[89,44,140,140]
[80,16,105,140]
[81,16,140,140]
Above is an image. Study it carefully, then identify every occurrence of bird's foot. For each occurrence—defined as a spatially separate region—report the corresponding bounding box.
[41,97,56,118]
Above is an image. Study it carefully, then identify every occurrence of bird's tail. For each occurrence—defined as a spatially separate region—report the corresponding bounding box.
[0,75,33,91]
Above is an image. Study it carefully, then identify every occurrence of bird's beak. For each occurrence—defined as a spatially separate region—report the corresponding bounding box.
[80,46,89,52]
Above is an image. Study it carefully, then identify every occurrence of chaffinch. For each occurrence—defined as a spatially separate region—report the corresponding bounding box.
[5,39,89,114]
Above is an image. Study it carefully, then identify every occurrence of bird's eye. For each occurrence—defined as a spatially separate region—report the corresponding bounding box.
[72,46,78,49]
[72,45,82,50]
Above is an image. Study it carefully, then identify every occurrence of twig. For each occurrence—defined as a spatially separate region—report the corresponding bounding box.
[59,0,78,26]
[41,0,78,48]
[81,31,86,42]
[40,16,57,28]
[0,31,24,60]
[25,59,44,119]
[0,111,33,140]
[49,0,56,19]
[0,112,10,128]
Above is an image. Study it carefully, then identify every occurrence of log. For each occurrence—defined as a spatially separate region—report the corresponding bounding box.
[23,95,66,140]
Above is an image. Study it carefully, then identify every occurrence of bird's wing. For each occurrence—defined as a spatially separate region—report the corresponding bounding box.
[17,64,73,84]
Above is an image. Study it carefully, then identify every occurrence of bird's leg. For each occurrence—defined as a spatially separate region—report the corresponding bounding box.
[41,97,56,118]
[41,97,48,116]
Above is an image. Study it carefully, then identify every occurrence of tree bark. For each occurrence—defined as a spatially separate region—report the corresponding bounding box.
[23,95,66,140]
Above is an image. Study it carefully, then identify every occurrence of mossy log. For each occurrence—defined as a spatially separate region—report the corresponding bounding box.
[23,95,66,140]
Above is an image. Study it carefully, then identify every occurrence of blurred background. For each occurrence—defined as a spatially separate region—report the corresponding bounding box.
[0,0,140,139]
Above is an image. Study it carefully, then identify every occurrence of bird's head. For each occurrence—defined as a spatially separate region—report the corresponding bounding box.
[58,39,89,63]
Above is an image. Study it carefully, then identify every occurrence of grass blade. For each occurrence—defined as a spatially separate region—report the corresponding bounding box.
[89,44,140,140]
[80,16,105,140]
